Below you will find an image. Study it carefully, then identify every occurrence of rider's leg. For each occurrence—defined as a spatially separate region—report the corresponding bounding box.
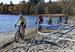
[22,25,26,34]
[20,26,25,40]
[22,27,25,34]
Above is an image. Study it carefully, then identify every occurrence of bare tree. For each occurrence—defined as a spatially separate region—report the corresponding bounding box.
[58,0,72,15]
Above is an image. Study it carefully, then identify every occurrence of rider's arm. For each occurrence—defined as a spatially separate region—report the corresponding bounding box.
[16,18,20,25]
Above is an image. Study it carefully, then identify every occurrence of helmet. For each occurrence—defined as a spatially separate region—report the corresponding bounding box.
[19,15,23,18]
[39,15,42,19]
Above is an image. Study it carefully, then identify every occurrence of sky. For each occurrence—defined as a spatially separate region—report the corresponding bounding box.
[0,0,58,4]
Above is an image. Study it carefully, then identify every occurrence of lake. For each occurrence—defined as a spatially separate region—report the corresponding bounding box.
[0,14,61,32]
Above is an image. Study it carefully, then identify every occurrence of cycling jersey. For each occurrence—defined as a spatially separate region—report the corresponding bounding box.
[16,17,26,26]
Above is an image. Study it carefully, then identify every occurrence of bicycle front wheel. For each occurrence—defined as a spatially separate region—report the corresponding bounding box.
[20,33,25,40]
[15,32,20,43]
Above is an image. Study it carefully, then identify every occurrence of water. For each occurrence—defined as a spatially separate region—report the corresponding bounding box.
[0,14,62,32]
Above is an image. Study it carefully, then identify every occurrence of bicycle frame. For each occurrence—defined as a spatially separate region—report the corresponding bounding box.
[16,25,22,33]
[15,25,24,42]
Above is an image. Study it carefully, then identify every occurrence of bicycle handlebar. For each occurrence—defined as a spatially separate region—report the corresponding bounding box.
[15,25,21,28]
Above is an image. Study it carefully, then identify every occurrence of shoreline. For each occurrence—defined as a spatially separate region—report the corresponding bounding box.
[1,14,75,16]
[0,17,75,48]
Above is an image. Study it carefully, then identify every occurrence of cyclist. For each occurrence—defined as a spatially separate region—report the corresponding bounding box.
[35,15,43,31]
[15,15,26,34]
[48,16,52,25]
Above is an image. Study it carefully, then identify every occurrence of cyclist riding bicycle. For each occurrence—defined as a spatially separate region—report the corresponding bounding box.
[15,15,26,34]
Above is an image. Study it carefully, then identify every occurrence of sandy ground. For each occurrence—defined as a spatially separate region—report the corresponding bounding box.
[4,28,75,52]
[0,27,37,52]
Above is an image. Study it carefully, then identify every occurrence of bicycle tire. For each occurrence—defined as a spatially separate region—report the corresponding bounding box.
[20,33,25,40]
[15,31,20,43]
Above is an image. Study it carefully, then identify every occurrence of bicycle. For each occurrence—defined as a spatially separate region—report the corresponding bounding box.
[15,25,25,43]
